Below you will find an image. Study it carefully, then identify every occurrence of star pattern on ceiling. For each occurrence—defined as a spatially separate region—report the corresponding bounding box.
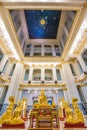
[24,10,61,39]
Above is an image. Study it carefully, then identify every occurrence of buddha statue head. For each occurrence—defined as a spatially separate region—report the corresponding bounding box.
[40,90,45,95]
[8,96,15,104]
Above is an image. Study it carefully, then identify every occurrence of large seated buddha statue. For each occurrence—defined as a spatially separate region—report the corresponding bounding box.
[33,90,50,108]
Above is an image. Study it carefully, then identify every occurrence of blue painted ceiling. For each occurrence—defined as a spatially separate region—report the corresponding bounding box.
[24,10,61,39]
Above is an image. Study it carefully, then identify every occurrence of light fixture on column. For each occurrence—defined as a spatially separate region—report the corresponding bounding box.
[35,90,37,93]
[49,90,51,93]
[28,90,30,93]
[56,90,58,93]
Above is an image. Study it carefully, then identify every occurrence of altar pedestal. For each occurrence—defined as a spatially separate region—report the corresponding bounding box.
[29,107,58,129]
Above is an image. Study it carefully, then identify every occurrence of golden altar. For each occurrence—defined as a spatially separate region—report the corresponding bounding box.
[29,90,58,128]
[30,107,58,128]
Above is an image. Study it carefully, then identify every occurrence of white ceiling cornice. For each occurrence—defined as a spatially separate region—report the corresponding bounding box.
[1,2,84,10]
[1,0,86,4]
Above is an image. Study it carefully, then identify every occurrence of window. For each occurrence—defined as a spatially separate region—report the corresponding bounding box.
[65,14,73,32]
[34,45,41,55]
[18,30,24,44]
[56,69,61,80]
[24,44,31,56]
[2,60,9,74]
[0,49,4,62]
[59,41,63,53]
[33,69,41,81]
[77,87,86,103]
[9,64,16,76]
[24,69,29,81]
[65,11,76,32]
[82,49,87,65]
[45,69,53,81]
[70,64,76,76]
[44,45,52,56]
[77,60,83,74]
[10,10,21,31]
[54,45,61,56]
[62,30,67,46]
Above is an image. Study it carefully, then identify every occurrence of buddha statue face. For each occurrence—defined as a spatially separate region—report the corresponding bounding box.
[40,90,45,95]
[9,96,15,104]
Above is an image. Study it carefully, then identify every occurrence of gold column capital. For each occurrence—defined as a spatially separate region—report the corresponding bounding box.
[18,88,23,91]
[84,3,87,7]
[0,2,2,6]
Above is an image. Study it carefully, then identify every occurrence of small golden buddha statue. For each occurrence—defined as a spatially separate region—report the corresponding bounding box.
[72,98,84,123]
[0,107,13,124]
[9,101,24,125]
[65,98,85,125]
[0,96,15,124]
[65,101,74,122]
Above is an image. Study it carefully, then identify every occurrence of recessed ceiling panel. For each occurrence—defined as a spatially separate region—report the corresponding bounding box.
[24,10,61,39]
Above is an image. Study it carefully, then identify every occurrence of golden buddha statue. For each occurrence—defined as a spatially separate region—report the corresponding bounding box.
[0,107,13,124]
[0,96,15,124]
[7,96,15,111]
[72,98,84,123]
[38,90,48,104]
[9,101,24,125]
[33,90,50,108]
[65,101,74,122]
[65,98,85,125]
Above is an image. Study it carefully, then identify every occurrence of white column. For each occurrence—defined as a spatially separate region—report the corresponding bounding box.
[51,45,56,56]
[64,26,69,38]
[4,62,23,103]
[63,89,69,101]
[0,55,8,72]
[41,68,44,81]
[20,66,25,81]
[62,63,81,103]
[0,87,4,100]
[77,55,87,72]
[41,45,44,56]
[29,67,33,81]
[5,61,13,76]
[30,45,34,56]
[80,87,87,102]
[16,89,23,103]
[52,67,57,81]
[82,86,87,102]
[60,67,65,81]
